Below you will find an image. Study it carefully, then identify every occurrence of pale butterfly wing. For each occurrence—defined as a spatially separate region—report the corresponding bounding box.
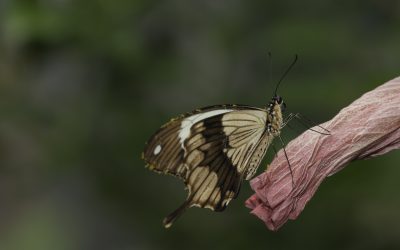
[143,105,275,227]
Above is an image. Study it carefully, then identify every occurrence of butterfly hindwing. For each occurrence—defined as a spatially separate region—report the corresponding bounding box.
[184,113,243,211]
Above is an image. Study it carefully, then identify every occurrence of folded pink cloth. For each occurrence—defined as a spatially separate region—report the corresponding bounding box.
[246,76,400,231]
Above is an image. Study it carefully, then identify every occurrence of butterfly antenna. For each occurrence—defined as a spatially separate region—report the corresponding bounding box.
[163,200,190,228]
[274,54,298,96]
[268,52,272,86]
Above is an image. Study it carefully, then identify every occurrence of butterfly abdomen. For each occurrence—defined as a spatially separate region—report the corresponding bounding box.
[245,132,274,180]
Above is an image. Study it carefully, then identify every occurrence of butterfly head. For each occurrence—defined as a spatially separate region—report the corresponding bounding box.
[272,95,286,112]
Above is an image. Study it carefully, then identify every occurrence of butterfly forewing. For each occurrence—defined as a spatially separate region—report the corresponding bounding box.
[143,105,277,227]
[143,116,187,179]
[143,106,235,179]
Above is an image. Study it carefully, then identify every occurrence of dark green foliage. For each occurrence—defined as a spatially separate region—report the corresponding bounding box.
[0,1,399,249]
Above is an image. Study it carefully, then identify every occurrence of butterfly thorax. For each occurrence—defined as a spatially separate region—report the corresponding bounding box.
[266,100,283,136]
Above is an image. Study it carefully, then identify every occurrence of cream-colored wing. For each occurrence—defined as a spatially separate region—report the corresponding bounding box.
[143,106,273,228]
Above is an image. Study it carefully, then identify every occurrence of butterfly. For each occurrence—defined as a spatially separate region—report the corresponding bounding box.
[143,55,299,228]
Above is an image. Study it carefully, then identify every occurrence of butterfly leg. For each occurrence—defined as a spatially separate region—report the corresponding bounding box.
[294,113,330,135]
[277,135,295,188]
[281,112,297,128]
[283,113,330,135]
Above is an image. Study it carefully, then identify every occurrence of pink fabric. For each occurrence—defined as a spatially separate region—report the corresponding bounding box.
[245,76,400,231]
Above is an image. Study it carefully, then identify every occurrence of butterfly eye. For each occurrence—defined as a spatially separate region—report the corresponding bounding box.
[275,96,283,104]
[281,102,287,112]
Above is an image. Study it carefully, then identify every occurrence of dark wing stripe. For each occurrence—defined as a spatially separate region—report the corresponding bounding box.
[214,158,236,210]
[193,159,223,206]
[193,154,229,210]
[183,111,267,210]
[218,170,237,208]
[202,145,224,166]
[189,142,221,195]
[182,115,231,209]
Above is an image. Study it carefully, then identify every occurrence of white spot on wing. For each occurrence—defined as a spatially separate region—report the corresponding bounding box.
[154,145,162,155]
[178,109,233,148]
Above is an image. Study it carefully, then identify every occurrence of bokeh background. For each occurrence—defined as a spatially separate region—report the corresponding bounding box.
[0,1,400,249]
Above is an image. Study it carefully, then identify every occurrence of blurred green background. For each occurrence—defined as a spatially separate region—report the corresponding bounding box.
[0,1,400,249]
